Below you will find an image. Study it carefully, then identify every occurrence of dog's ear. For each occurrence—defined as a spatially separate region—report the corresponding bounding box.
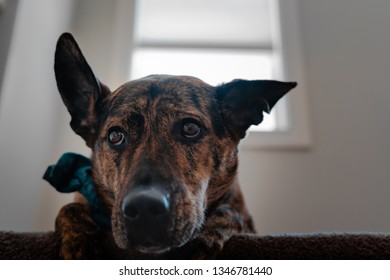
[216,79,297,140]
[54,33,110,148]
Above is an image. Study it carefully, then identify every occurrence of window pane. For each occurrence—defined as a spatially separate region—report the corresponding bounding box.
[135,0,272,47]
[131,48,272,85]
[130,48,276,131]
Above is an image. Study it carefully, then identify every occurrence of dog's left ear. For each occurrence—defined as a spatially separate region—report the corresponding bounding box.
[54,33,111,148]
[216,79,297,140]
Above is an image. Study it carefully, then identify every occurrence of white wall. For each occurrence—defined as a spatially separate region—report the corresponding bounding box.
[0,0,19,96]
[0,0,76,231]
[240,0,390,234]
[1,0,390,234]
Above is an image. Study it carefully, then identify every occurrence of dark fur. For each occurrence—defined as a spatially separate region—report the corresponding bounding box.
[54,33,296,259]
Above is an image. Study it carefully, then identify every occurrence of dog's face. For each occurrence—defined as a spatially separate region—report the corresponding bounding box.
[54,33,296,253]
[92,76,241,252]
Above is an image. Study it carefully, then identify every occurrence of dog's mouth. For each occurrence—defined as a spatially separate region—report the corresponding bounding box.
[121,217,195,254]
[134,240,173,254]
[113,184,198,253]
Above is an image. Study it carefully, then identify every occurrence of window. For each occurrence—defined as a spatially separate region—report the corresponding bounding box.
[123,0,311,148]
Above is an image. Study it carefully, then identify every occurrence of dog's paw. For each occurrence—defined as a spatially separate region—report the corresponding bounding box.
[55,203,104,259]
[191,206,245,259]
[191,231,225,260]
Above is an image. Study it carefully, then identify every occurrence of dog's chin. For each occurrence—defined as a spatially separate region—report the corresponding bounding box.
[113,228,195,254]
[133,235,192,254]
[121,234,192,254]
[135,245,172,254]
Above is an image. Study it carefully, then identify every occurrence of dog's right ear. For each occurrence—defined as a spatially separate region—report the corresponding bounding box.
[54,33,110,148]
[216,79,297,140]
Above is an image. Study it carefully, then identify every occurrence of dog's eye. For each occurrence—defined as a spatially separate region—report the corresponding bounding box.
[182,121,201,138]
[173,118,204,143]
[108,130,125,146]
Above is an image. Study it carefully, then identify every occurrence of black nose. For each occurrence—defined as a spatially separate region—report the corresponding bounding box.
[121,186,170,222]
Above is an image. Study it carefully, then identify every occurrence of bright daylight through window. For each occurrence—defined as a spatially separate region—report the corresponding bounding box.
[129,0,279,132]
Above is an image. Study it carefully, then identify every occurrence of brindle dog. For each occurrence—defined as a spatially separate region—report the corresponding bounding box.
[54,33,296,259]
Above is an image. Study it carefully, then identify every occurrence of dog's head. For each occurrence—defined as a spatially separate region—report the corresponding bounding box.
[54,33,296,253]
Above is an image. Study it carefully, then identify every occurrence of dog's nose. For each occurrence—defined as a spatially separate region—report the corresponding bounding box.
[121,186,170,222]
[120,185,173,249]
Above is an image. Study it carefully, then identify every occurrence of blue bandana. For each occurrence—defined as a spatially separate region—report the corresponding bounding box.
[43,153,111,229]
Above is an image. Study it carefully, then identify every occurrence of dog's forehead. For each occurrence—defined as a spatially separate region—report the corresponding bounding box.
[113,75,212,99]
[107,75,214,113]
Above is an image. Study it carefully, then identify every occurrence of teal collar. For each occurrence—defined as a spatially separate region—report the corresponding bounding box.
[43,153,111,229]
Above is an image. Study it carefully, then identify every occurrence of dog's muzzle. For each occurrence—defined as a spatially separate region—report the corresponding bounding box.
[121,185,171,251]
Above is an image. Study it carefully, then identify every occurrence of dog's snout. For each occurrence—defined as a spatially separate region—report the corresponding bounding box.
[121,187,170,222]
[121,186,172,250]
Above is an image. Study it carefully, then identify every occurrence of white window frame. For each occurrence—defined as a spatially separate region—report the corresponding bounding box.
[108,0,311,150]
[243,0,312,149]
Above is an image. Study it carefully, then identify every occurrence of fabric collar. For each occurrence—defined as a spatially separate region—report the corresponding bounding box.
[43,153,111,229]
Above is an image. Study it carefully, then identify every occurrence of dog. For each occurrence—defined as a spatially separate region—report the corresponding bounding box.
[53,33,296,259]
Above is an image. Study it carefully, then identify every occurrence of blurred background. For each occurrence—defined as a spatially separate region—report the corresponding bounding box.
[0,0,389,234]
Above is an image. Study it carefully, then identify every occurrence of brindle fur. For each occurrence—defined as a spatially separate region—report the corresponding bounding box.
[54,33,296,259]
